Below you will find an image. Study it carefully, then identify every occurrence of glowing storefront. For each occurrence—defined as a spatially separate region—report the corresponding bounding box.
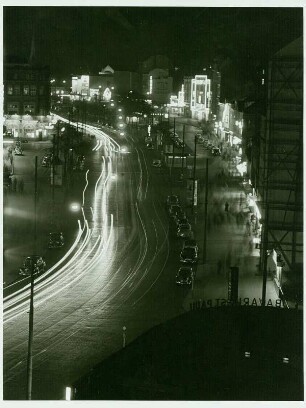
[190,75,211,121]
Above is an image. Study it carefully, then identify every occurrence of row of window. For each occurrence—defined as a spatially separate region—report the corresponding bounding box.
[6,84,46,96]
[5,72,48,81]
[7,102,36,114]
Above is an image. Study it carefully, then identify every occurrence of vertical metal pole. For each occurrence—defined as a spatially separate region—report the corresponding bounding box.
[27,155,38,399]
[261,203,269,307]
[171,117,176,178]
[192,136,197,213]
[203,158,209,263]
[181,124,185,173]
[52,134,55,227]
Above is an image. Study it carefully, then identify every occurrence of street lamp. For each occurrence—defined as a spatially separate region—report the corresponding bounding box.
[70,202,81,212]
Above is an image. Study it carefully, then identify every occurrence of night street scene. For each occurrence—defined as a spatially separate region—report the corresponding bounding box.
[2,5,303,402]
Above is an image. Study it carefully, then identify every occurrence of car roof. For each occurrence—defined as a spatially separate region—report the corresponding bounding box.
[179,223,190,228]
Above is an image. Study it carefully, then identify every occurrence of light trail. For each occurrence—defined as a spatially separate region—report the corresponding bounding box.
[4,118,119,323]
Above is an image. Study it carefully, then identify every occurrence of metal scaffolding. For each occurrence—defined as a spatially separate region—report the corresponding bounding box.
[259,38,303,285]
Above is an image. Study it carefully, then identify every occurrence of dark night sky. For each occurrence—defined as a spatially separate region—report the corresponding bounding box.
[3,6,303,99]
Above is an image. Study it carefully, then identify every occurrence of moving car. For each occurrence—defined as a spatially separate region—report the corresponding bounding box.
[177,223,193,238]
[180,247,198,263]
[176,266,194,286]
[48,232,64,249]
[152,159,162,168]
[146,143,154,150]
[19,256,46,276]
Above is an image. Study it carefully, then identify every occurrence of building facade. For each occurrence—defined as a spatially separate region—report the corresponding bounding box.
[3,60,52,139]
[71,66,141,101]
[257,37,303,290]
[4,62,50,116]
[190,75,211,121]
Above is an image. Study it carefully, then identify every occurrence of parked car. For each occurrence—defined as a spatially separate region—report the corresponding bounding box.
[180,247,198,263]
[169,204,181,217]
[166,195,179,207]
[48,232,64,249]
[177,223,193,238]
[176,266,194,286]
[196,134,204,143]
[42,153,52,167]
[183,239,199,252]
[19,256,46,276]
[14,146,23,156]
[205,142,213,150]
[152,159,162,168]
[211,147,221,156]
[176,217,189,227]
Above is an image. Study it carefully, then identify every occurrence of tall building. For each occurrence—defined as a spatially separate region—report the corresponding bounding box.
[190,75,211,121]
[3,56,52,139]
[4,59,50,116]
[139,55,173,104]
[257,37,303,294]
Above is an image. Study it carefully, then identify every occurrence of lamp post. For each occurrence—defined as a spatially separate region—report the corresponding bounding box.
[26,156,38,400]
[191,134,198,213]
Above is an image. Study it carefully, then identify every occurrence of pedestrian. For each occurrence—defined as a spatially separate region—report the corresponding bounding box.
[12,176,17,192]
[18,178,24,193]
[239,192,243,207]
[224,201,229,212]
[245,220,251,236]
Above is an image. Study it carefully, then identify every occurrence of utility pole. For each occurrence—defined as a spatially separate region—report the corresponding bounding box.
[27,155,38,399]
[171,117,176,181]
[203,158,209,263]
[181,124,185,175]
[192,135,197,213]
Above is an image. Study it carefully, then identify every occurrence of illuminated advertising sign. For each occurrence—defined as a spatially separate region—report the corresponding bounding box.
[81,75,89,95]
[103,87,111,101]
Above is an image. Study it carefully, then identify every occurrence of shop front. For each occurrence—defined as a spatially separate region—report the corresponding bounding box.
[4,114,56,140]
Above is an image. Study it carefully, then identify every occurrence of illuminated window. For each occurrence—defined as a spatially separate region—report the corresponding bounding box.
[24,103,35,114]
[23,86,29,95]
[282,357,289,364]
[7,85,13,95]
[7,103,19,114]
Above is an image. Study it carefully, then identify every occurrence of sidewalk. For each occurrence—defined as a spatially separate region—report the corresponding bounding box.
[168,165,281,310]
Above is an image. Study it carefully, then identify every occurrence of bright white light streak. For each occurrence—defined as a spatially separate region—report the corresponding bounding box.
[4,221,83,300]
[93,157,105,221]
[82,169,89,206]
[3,224,92,315]
[4,228,95,323]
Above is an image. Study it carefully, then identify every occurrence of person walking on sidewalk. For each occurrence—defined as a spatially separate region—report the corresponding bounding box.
[18,178,24,193]
[245,219,251,236]
[224,201,229,212]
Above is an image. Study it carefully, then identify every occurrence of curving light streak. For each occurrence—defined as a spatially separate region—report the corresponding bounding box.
[4,220,83,297]
[82,169,89,206]
[4,222,92,319]
[4,115,119,325]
